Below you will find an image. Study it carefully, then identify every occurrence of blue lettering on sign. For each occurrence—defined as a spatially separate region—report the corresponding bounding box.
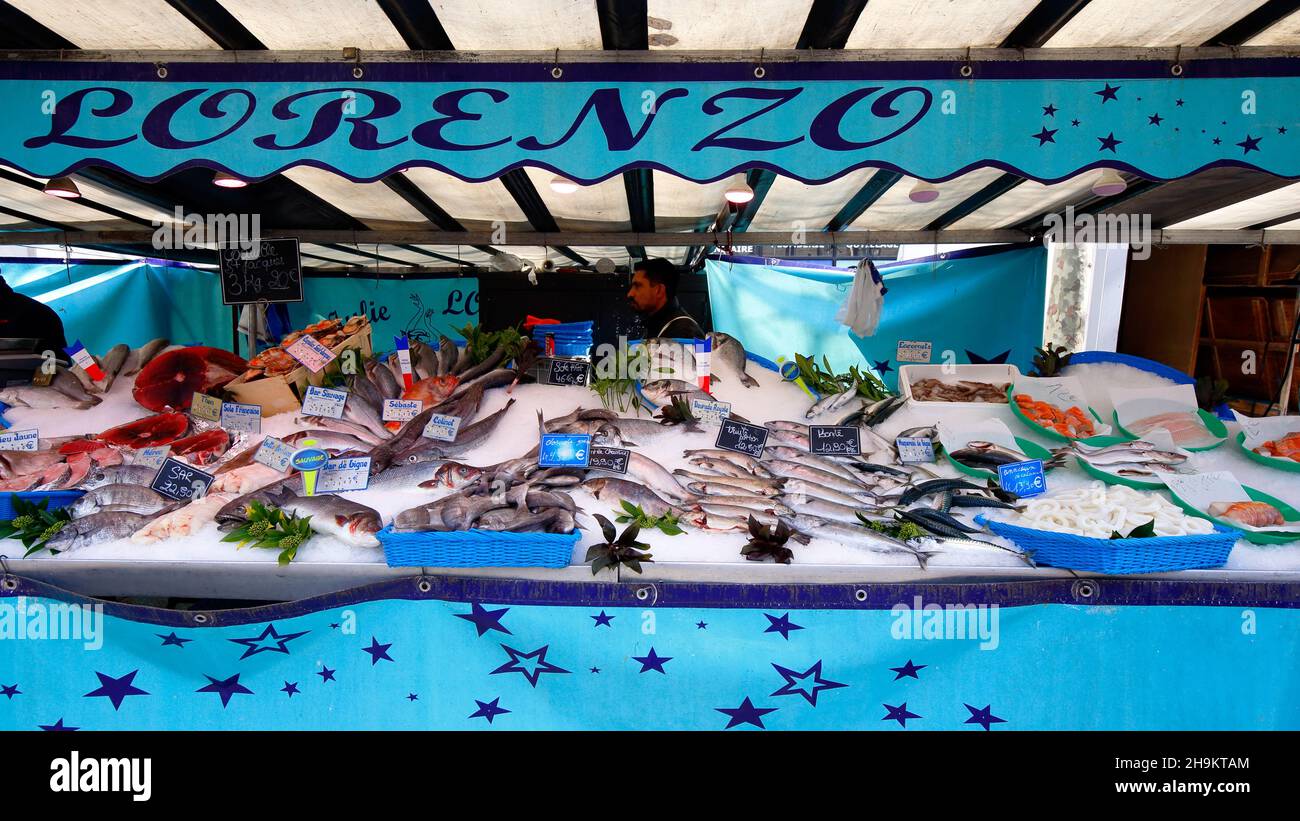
[998,459,1047,498]
[539,433,590,468]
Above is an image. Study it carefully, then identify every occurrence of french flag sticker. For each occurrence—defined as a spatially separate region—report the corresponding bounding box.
[64,340,105,381]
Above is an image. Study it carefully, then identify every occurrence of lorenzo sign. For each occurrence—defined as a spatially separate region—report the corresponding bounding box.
[2,60,1299,183]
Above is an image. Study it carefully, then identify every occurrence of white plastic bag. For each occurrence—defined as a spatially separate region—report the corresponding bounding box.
[835,258,886,337]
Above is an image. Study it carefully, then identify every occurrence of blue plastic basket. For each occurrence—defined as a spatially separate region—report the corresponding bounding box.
[377,525,579,568]
[0,491,85,520]
[976,515,1239,574]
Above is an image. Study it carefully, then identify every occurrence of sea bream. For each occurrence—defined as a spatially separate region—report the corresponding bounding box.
[45,509,175,552]
[707,332,759,388]
[69,484,175,517]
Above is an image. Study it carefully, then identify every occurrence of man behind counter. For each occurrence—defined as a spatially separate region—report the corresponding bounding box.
[0,270,67,356]
[626,258,705,339]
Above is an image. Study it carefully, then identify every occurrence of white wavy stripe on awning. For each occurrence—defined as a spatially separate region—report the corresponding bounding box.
[747,169,881,232]
[524,167,631,230]
[646,0,814,49]
[0,177,148,229]
[0,165,178,226]
[280,167,428,228]
[846,0,1039,48]
[1248,8,1300,45]
[218,0,407,50]
[399,168,528,229]
[653,172,733,230]
[8,0,218,49]
[431,0,602,49]
[1044,0,1271,47]
[848,168,1006,230]
[1165,180,1300,229]
[948,171,1102,230]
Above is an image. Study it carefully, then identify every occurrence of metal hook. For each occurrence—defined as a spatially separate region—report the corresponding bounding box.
[959,47,973,78]
[754,48,766,79]
[1170,44,1184,76]
[551,48,563,79]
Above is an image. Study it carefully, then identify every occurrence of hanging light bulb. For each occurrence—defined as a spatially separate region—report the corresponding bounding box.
[213,171,248,188]
[42,176,81,199]
[1091,168,1127,197]
[908,180,939,203]
[550,176,578,194]
[724,180,754,204]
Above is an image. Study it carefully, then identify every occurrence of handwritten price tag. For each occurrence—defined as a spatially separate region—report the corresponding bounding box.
[383,399,423,423]
[715,419,768,458]
[0,429,38,452]
[253,437,296,472]
[220,401,261,433]
[191,392,223,422]
[301,386,347,419]
[317,456,372,493]
[285,334,336,373]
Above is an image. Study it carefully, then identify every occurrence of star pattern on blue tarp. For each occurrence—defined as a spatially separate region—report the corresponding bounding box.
[362,636,394,665]
[1236,134,1262,154]
[872,359,893,375]
[1,683,20,699]
[770,661,846,707]
[716,697,777,730]
[1042,103,1058,117]
[456,602,512,637]
[763,612,804,640]
[1071,118,1081,127]
[1212,137,1223,145]
[963,703,1007,731]
[281,682,300,698]
[590,667,601,674]
[890,660,926,680]
[157,631,191,648]
[1279,126,1288,135]
[1031,126,1057,146]
[632,647,673,674]
[39,718,78,732]
[317,666,337,683]
[1097,132,1122,152]
[229,623,308,660]
[1175,98,1185,107]
[590,610,615,627]
[406,693,419,702]
[1094,83,1120,103]
[1148,113,1164,126]
[882,702,922,727]
[696,621,708,629]
[84,670,149,711]
[491,644,570,688]
[966,349,1010,365]
[470,697,511,724]
[196,673,253,708]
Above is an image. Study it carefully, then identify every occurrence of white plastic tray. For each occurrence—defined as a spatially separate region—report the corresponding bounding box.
[900,364,1021,407]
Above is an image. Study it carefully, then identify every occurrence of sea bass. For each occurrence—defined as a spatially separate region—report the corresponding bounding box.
[266,486,382,548]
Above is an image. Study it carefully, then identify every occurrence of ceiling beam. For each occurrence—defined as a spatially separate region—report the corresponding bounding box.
[498,169,587,265]
[1204,0,1300,46]
[999,0,1093,49]
[924,174,1027,231]
[596,0,652,262]
[826,170,903,231]
[0,206,76,232]
[623,169,653,262]
[796,0,870,50]
[1249,210,1300,230]
[163,0,266,50]
[380,172,500,256]
[0,168,156,227]
[320,243,417,267]
[375,0,455,51]
[0,2,78,49]
[1012,176,1162,233]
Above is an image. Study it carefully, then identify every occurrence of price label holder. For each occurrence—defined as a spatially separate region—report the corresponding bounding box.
[689,397,731,425]
[383,399,423,423]
[285,334,337,373]
[191,392,224,422]
[998,459,1047,498]
[715,419,768,458]
[253,437,296,472]
[133,446,170,469]
[543,358,590,387]
[0,428,38,452]
[809,426,861,456]
[895,436,936,464]
[539,433,590,468]
[317,456,372,493]
[588,446,630,474]
[896,339,933,363]
[220,401,262,433]
[301,386,347,419]
[421,413,462,442]
[150,457,215,502]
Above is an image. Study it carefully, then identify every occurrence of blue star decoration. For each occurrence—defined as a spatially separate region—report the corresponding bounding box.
[196,673,254,708]
[1097,132,1122,153]
[696,620,708,629]
[632,647,673,674]
[1175,98,1185,107]
[882,702,922,728]
[1094,83,1120,103]
[964,703,1007,731]
[456,602,512,637]
[362,636,394,665]
[890,660,927,680]
[157,631,191,648]
[1148,113,1163,126]
[872,359,893,375]
[1071,119,1081,127]
[966,349,1010,365]
[770,661,847,707]
[763,612,804,640]
[1,683,20,699]
[470,697,511,724]
[590,667,601,674]
[1213,137,1223,145]
[281,682,300,698]
[229,623,308,660]
[716,697,778,729]
[330,623,339,630]
[317,666,337,683]
[1042,103,1058,117]
[590,610,615,627]
[491,644,570,688]
[1032,126,1057,146]
[406,693,419,702]
[40,718,78,732]
[1236,134,1262,154]
[1279,126,1288,135]
[84,670,149,711]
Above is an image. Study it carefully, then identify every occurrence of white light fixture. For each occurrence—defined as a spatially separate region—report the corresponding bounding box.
[724,180,754,204]
[908,180,939,203]
[549,175,578,194]
[43,176,81,199]
[594,257,616,274]
[212,171,248,188]
[1091,168,1127,197]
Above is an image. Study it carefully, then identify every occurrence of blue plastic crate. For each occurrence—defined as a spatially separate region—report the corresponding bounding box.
[976,515,1239,574]
[0,491,85,521]
[377,525,579,568]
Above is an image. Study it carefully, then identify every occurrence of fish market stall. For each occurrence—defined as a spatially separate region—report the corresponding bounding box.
[1,4,1299,730]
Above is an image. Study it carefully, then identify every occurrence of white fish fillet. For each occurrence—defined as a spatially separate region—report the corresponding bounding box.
[210,463,285,494]
[131,493,233,543]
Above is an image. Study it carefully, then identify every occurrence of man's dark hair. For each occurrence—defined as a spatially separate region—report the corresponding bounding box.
[634,257,680,300]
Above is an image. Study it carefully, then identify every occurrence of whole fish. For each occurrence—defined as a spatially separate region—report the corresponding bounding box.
[367,406,440,475]
[672,469,779,496]
[1075,446,1186,466]
[122,338,170,376]
[583,477,681,519]
[0,384,97,410]
[707,332,759,388]
[78,464,157,489]
[762,459,874,497]
[787,515,936,568]
[214,475,304,530]
[45,509,173,551]
[683,449,770,474]
[97,343,131,392]
[369,457,450,489]
[688,457,761,480]
[761,446,864,483]
[477,507,566,533]
[685,480,783,499]
[948,441,1028,469]
[781,478,877,508]
[430,381,485,426]
[70,484,173,517]
[764,420,810,435]
[806,385,856,419]
[897,478,985,507]
[828,383,863,412]
[687,453,773,479]
[589,453,695,501]
[783,496,884,526]
[457,344,507,383]
[437,336,458,377]
[52,366,102,406]
[451,343,472,376]
[549,407,619,426]
[765,428,810,450]
[640,378,715,409]
[266,486,381,548]
[449,368,515,399]
[699,501,793,518]
[641,337,697,381]
[348,369,386,411]
[365,357,401,400]
[417,462,486,489]
[0,449,66,480]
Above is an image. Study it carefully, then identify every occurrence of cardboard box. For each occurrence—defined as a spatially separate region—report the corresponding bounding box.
[225,319,373,417]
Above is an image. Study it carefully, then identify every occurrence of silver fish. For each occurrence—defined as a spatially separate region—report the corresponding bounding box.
[640,378,714,409]
[0,385,96,410]
[295,417,386,446]
[685,479,783,498]
[782,496,884,526]
[761,446,863,483]
[45,509,172,551]
[437,336,458,377]
[762,459,873,496]
[687,457,760,480]
[266,486,381,547]
[686,453,773,479]
[583,477,681,519]
[781,478,876,508]
[787,515,937,568]
[699,501,793,518]
[70,484,173,517]
[365,357,401,400]
[52,366,101,406]
[707,331,758,388]
[806,385,856,419]
[78,464,157,489]
[672,469,779,495]
[764,420,810,435]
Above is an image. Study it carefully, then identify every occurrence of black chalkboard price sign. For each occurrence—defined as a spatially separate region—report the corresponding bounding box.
[588,446,630,474]
[715,419,768,458]
[150,457,215,502]
[219,238,304,305]
[544,357,590,387]
[808,425,862,456]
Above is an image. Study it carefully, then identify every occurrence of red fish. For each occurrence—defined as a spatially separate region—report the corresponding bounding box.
[169,429,231,465]
[98,413,190,449]
[132,346,247,412]
[384,375,459,431]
